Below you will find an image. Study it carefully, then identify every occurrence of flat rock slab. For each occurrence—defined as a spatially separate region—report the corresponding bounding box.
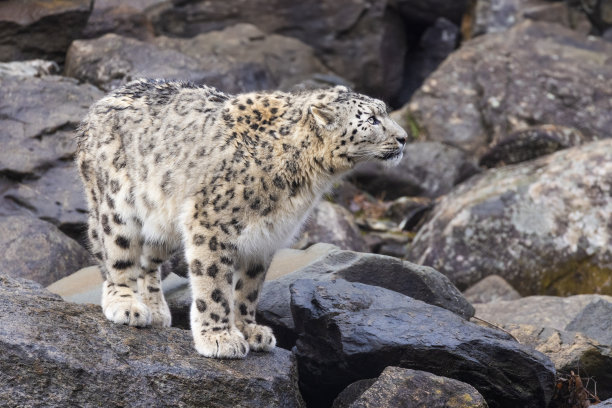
[290,279,555,408]
[348,366,488,408]
[474,294,612,332]
[0,274,304,408]
[0,215,91,286]
[408,139,612,296]
[259,245,474,348]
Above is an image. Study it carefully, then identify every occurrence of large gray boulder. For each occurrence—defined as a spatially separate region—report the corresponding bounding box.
[0,216,91,286]
[65,24,332,93]
[0,0,92,63]
[407,21,612,159]
[291,279,555,408]
[146,0,405,98]
[0,75,102,178]
[0,274,305,407]
[408,140,612,296]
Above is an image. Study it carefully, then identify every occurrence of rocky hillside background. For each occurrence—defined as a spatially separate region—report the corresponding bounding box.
[1,0,611,407]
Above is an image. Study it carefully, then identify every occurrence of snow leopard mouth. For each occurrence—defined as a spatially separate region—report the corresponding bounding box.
[378,149,403,161]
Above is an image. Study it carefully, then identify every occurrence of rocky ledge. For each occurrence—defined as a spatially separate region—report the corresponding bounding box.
[0,274,304,408]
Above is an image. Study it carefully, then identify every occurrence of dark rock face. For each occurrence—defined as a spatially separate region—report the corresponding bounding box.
[0,75,103,179]
[349,141,480,199]
[294,201,367,252]
[146,0,405,98]
[65,24,331,93]
[396,17,460,105]
[0,274,305,408]
[566,298,612,346]
[408,140,612,296]
[347,367,488,408]
[392,0,469,25]
[0,216,91,286]
[257,247,474,348]
[332,378,377,408]
[0,0,92,63]
[290,279,555,408]
[408,21,612,158]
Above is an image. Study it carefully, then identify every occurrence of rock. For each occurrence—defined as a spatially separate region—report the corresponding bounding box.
[408,140,612,295]
[257,245,474,349]
[65,24,331,93]
[362,231,412,258]
[463,275,521,304]
[0,75,103,179]
[566,299,612,346]
[332,379,377,408]
[290,279,555,408]
[0,0,92,63]
[2,162,89,243]
[293,201,367,252]
[479,125,588,167]
[64,33,214,92]
[0,59,58,78]
[580,0,612,32]
[350,141,480,199]
[407,21,612,159]
[147,0,406,98]
[506,324,612,400]
[391,0,470,25]
[346,367,488,408]
[81,0,160,40]
[396,17,460,105]
[0,215,91,286]
[470,0,592,37]
[0,274,305,407]
[474,295,612,330]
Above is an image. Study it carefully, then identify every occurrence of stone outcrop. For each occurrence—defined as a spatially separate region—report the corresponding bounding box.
[408,140,612,296]
[291,279,555,408]
[407,21,612,159]
[0,274,305,407]
[65,24,332,93]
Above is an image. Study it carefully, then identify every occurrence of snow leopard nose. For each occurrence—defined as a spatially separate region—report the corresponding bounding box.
[396,136,406,145]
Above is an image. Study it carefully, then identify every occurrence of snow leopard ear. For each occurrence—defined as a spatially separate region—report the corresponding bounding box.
[310,104,336,128]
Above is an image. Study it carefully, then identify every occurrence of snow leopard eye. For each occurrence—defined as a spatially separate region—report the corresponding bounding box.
[367,116,380,125]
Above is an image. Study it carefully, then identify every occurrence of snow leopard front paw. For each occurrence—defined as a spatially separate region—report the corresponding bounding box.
[239,323,276,352]
[194,326,249,359]
[102,281,151,327]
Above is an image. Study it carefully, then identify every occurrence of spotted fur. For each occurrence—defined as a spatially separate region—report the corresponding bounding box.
[76,79,407,358]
